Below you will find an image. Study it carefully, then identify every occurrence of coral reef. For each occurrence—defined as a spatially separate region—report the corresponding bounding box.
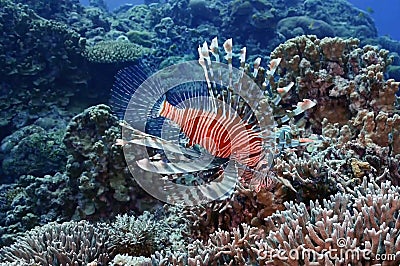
[13,0,84,21]
[270,35,398,130]
[183,178,400,265]
[63,104,157,219]
[0,0,400,264]
[0,220,111,265]
[0,205,188,265]
[1,124,66,178]
[186,182,288,243]
[0,173,74,247]
[277,16,335,39]
[303,0,377,39]
[262,178,400,265]
[110,255,152,266]
[0,0,88,131]
[83,40,151,64]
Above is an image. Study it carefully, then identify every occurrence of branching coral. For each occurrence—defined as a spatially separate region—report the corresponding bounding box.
[188,224,264,265]
[0,220,111,265]
[107,209,188,258]
[351,110,400,154]
[262,178,400,265]
[110,254,152,266]
[183,178,400,265]
[0,205,188,265]
[319,113,400,187]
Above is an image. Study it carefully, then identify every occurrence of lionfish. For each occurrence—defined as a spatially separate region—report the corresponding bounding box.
[112,37,316,205]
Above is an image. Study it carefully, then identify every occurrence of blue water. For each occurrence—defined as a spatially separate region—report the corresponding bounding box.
[80,0,400,41]
[348,0,400,40]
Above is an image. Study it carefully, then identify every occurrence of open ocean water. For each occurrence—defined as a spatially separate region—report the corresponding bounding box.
[348,0,400,40]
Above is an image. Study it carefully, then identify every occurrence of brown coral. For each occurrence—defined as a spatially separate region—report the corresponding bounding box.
[185,178,400,265]
[270,35,399,131]
[186,181,287,243]
[262,178,400,265]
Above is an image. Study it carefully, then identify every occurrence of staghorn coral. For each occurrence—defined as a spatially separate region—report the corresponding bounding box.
[273,146,342,202]
[273,113,400,203]
[261,177,400,265]
[0,220,111,265]
[0,205,188,265]
[185,178,400,265]
[187,224,264,265]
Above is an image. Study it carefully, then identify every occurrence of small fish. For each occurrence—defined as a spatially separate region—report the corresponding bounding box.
[275,125,322,151]
[366,7,374,14]
[308,20,315,30]
[276,81,294,96]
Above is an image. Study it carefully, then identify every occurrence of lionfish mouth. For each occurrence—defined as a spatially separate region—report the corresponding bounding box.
[111,37,314,205]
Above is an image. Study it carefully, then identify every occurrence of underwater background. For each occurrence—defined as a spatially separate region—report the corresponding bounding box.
[80,0,400,40]
[0,0,400,265]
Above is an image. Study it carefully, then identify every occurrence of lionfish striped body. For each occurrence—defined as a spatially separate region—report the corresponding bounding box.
[113,37,316,202]
[159,100,262,169]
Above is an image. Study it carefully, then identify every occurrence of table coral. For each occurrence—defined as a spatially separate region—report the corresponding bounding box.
[83,40,151,64]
